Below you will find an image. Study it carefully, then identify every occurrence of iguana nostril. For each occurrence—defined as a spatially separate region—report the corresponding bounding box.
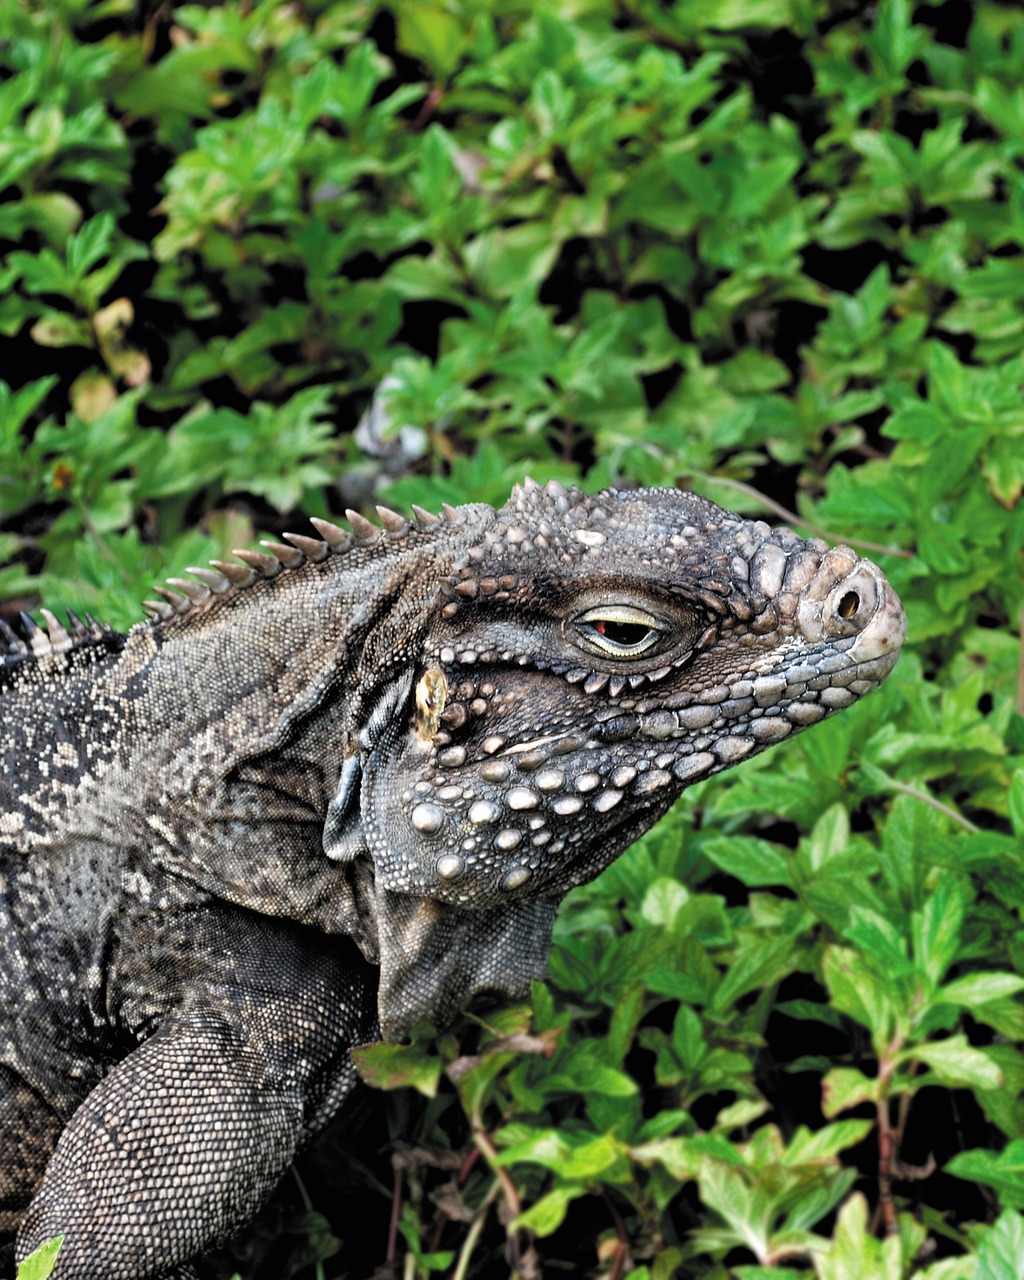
[838,590,860,619]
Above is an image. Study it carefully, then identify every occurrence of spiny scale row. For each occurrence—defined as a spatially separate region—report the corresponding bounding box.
[0,608,109,659]
[141,502,446,622]
[8,479,574,636]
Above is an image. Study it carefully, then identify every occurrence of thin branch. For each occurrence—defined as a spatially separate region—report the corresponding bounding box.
[74,500,122,572]
[387,1162,404,1263]
[473,1127,528,1275]
[693,473,913,559]
[429,1147,483,1254]
[458,1147,481,1183]
[883,778,980,834]
[894,1064,916,1147]
[876,1096,898,1235]
[602,1191,630,1280]
[473,1128,522,1221]
[451,1179,501,1280]
[412,85,444,131]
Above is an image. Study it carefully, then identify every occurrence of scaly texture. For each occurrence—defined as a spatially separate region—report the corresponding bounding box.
[0,482,905,1277]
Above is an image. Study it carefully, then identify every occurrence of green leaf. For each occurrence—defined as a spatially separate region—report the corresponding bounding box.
[814,1193,901,1280]
[867,0,921,81]
[783,1121,873,1164]
[715,1098,770,1131]
[900,1035,1003,1090]
[67,211,115,279]
[512,1185,584,1237]
[946,1142,1024,1212]
[802,804,852,873]
[911,876,966,989]
[821,1067,882,1118]
[0,376,57,444]
[30,312,91,348]
[16,1238,63,1280]
[638,877,690,928]
[496,1127,570,1171]
[700,834,792,887]
[843,906,911,980]
[351,1041,442,1097]
[821,945,898,1045]
[914,1258,982,1280]
[733,1270,809,1280]
[558,1133,628,1181]
[1009,770,1024,837]
[463,221,562,299]
[697,1159,765,1255]
[410,125,462,216]
[711,931,797,1014]
[977,1209,1024,1280]
[546,1055,638,1097]
[394,1,470,79]
[938,972,1024,1009]
[631,1133,739,1181]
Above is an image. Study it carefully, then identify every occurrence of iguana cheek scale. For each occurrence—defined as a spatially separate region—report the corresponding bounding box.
[0,480,905,1277]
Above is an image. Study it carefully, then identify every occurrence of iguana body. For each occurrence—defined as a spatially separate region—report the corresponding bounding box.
[0,481,905,1277]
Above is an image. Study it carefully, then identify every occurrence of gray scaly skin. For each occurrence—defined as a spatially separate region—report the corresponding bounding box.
[0,480,906,1277]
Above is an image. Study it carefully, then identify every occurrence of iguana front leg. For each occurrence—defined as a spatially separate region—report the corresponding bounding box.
[16,943,376,1279]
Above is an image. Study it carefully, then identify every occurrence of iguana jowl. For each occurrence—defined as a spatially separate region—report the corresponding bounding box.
[0,480,906,1277]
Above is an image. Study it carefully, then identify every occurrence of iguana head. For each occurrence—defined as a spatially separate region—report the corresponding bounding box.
[331,481,906,1041]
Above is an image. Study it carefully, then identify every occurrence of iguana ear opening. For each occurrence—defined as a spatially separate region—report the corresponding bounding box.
[322,670,415,865]
[373,890,558,1042]
[322,752,364,862]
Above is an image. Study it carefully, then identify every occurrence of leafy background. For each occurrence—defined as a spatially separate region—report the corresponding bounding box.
[2,0,1023,1277]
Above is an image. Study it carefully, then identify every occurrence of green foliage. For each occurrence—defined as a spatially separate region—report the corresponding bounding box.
[15,1238,62,1280]
[1,0,1022,1276]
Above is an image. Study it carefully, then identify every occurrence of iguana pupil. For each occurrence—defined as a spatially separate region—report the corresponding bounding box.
[593,618,650,644]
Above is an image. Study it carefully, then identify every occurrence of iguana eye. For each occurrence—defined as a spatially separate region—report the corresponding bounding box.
[575,605,665,659]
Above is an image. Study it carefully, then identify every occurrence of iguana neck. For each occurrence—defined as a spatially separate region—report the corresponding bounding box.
[100,520,480,937]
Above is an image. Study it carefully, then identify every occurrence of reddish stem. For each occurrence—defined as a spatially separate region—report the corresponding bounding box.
[603,1191,630,1280]
[386,1162,403,1263]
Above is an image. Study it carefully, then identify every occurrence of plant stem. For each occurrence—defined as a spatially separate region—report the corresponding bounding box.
[883,778,980,833]
[694,473,913,559]
[387,1163,404,1263]
[473,1127,526,1274]
[603,1191,630,1280]
[451,1179,501,1280]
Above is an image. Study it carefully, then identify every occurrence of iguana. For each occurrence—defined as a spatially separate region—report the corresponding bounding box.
[0,480,905,1278]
